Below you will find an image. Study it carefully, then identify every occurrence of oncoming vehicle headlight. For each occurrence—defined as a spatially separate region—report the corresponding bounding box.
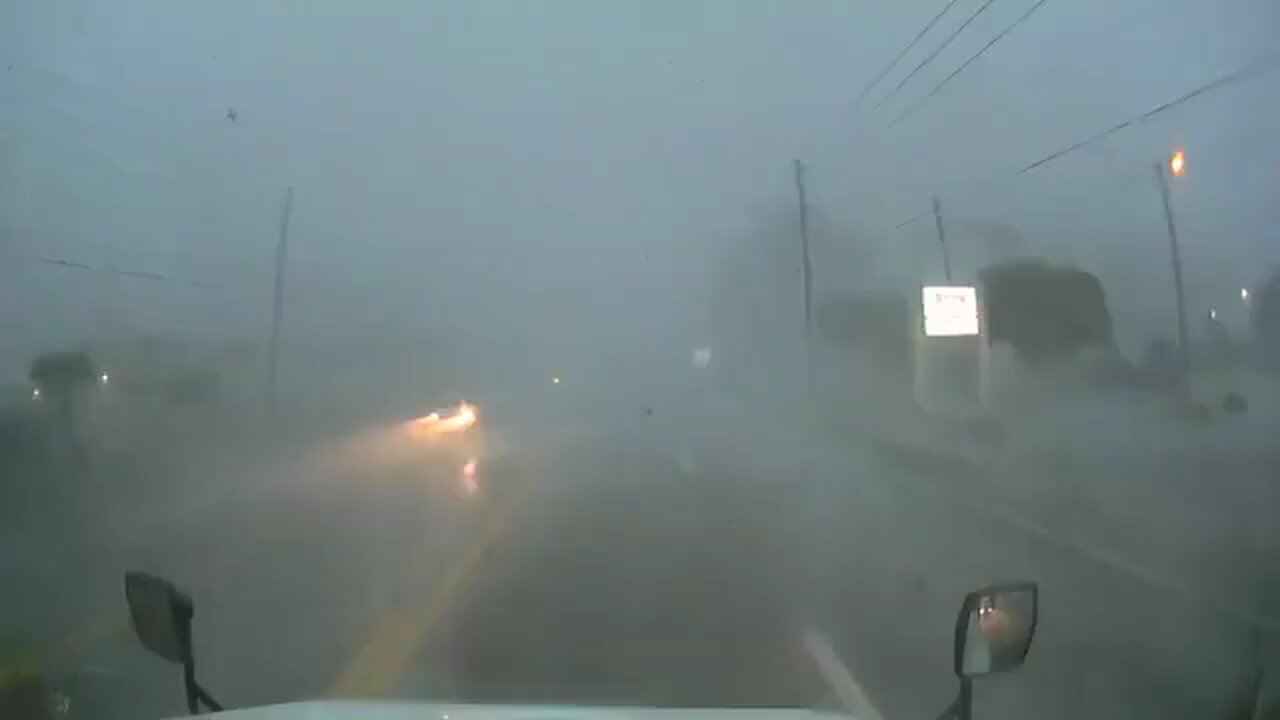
[455,402,477,426]
[412,401,479,434]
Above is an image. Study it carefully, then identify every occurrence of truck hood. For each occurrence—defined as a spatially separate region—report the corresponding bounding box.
[189,702,856,720]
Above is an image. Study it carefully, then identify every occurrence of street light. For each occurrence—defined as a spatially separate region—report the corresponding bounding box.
[1155,149,1190,402]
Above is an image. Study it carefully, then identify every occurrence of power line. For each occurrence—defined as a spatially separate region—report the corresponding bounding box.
[874,0,1000,111]
[847,0,962,113]
[889,0,1052,128]
[39,257,92,271]
[1019,55,1280,173]
[33,254,217,288]
[888,54,1280,229]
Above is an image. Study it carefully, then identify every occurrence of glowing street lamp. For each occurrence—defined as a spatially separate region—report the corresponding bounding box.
[1155,149,1190,401]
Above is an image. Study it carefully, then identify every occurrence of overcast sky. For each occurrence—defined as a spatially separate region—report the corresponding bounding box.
[2,0,1278,377]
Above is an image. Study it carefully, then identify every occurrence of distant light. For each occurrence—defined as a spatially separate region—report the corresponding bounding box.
[1169,149,1186,177]
[552,376,560,385]
[1209,308,1218,321]
[31,387,41,400]
[1241,288,1250,302]
[99,372,110,385]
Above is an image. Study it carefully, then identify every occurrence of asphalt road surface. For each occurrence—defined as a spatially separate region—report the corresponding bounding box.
[3,399,1275,719]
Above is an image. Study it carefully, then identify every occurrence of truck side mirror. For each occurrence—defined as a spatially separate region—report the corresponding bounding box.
[123,572,222,715]
[937,581,1038,720]
[124,572,193,665]
[954,582,1038,677]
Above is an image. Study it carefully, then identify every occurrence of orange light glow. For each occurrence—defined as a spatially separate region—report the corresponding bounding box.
[1169,149,1186,177]
[412,402,478,434]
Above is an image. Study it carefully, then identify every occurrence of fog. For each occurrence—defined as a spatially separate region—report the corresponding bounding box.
[3,2,1280,719]
[4,1,1275,370]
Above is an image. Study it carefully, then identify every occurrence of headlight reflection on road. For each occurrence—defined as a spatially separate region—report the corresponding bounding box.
[457,458,480,499]
[299,402,487,492]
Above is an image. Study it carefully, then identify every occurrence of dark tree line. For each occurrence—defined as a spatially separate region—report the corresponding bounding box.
[814,258,1115,369]
[1251,267,1280,372]
[28,351,99,468]
[979,259,1113,363]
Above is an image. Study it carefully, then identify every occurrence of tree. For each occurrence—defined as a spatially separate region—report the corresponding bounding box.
[166,367,221,409]
[815,289,910,372]
[1251,267,1280,371]
[28,351,98,466]
[710,200,870,360]
[29,351,97,401]
[979,259,1113,364]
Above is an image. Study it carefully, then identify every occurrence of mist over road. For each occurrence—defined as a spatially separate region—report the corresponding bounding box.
[4,380,1275,719]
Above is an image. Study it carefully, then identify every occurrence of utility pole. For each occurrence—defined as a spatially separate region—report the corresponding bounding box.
[1154,161,1192,402]
[794,159,814,342]
[267,186,294,414]
[932,194,953,282]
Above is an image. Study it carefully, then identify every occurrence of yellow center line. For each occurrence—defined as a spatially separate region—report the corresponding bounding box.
[46,613,132,665]
[330,478,532,696]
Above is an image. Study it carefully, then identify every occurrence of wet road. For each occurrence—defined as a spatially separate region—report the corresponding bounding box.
[3,400,1275,719]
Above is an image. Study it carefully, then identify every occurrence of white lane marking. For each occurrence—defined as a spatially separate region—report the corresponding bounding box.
[875,440,1280,630]
[802,627,886,720]
[981,495,1280,629]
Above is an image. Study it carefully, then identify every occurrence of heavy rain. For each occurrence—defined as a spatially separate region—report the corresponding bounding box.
[2,2,1280,719]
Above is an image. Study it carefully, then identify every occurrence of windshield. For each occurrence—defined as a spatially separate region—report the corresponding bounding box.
[3,3,1280,719]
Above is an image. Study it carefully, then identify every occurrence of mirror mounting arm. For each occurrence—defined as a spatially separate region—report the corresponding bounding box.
[182,656,199,714]
[182,659,222,714]
[934,677,972,720]
[179,639,222,714]
[196,685,224,713]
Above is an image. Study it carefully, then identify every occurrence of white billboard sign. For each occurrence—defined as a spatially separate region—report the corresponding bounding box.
[922,285,979,337]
